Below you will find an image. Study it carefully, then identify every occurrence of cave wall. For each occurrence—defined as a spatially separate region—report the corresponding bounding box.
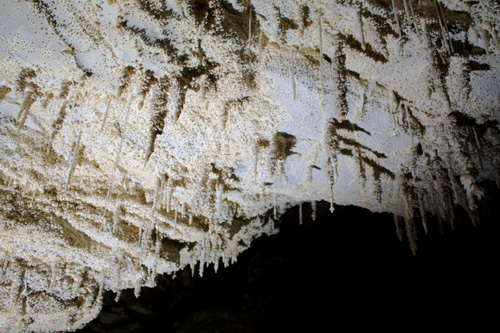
[0,0,499,330]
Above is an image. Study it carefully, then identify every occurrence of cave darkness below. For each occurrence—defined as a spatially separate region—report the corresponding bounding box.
[81,183,499,332]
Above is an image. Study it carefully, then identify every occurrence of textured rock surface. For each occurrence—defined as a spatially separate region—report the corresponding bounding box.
[0,0,499,331]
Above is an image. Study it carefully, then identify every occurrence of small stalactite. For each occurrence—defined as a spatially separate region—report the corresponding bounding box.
[105,96,133,212]
[248,5,252,44]
[278,159,283,183]
[391,0,402,38]
[290,47,296,100]
[373,170,383,204]
[407,0,420,38]
[166,179,173,213]
[357,146,367,194]
[172,82,184,124]
[137,226,143,249]
[329,184,335,213]
[134,282,141,298]
[327,155,337,213]
[394,215,405,243]
[421,21,452,113]
[173,204,178,236]
[299,202,303,225]
[145,80,169,165]
[358,85,366,120]
[405,214,418,256]
[16,85,39,133]
[446,193,456,230]
[65,127,82,192]
[446,162,460,205]
[464,123,484,170]
[99,96,112,132]
[150,177,161,222]
[155,230,162,256]
[216,182,223,223]
[402,0,410,25]
[158,178,165,210]
[357,11,366,51]
[138,70,157,110]
[117,66,136,98]
[418,192,428,234]
[258,30,263,66]
[47,85,72,155]
[331,38,348,122]
[318,12,324,87]
[433,0,453,54]
[253,142,259,181]
[114,290,121,303]
[311,201,317,221]
[273,194,277,220]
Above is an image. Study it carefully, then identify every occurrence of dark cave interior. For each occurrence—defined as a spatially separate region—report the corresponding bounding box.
[79,182,499,332]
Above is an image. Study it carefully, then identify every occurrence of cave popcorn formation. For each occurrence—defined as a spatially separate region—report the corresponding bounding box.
[0,0,499,331]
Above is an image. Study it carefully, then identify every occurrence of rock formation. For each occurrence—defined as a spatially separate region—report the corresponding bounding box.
[0,0,499,330]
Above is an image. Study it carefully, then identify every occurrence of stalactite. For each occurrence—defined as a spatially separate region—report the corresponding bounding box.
[391,0,402,38]
[418,192,428,234]
[318,12,324,88]
[291,47,296,100]
[214,257,219,273]
[357,11,366,51]
[173,206,178,236]
[253,143,259,181]
[446,163,460,205]
[433,0,453,54]
[278,159,283,183]
[405,215,418,256]
[46,86,72,155]
[105,96,133,211]
[402,0,410,23]
[155,231,162,255]
[331,37,348,122]
[408,0,420,38]
[216,182,223,222]
[114,290,121,303]
[65,127,82,192]
[137,226,143,248]
[16,87,39,133]
[99,96,111,132]
[394,215,405,242]
[166,178,173,213]
[299,202,303,225]
[329,185,335,213]
[258,30,263,66]
[134,283,141,298]
[248,6,252,43]
[311,201,317,221]
[273,194,277,220]
[152,177,161,220]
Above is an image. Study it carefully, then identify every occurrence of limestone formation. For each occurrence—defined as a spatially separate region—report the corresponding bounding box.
[1,0,499,331]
